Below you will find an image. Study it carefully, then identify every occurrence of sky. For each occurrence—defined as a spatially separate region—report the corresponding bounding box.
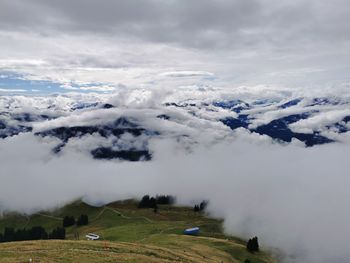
[0,0,350,94]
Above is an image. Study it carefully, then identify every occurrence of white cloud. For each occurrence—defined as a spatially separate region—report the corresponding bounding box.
[159,71,214,78]
[79,85,117,92]
[0,88,27,92]
[290,109,350,134]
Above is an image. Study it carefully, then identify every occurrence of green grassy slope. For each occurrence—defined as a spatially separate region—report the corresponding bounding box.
[0,200,277,263]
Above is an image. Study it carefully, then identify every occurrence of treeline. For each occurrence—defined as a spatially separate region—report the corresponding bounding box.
[0,226,65,243]
[138,195,175,209]
[138,196,210,214]
[63,214,89,227]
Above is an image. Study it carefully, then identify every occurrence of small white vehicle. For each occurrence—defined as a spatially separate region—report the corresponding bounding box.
[85,233,100,240]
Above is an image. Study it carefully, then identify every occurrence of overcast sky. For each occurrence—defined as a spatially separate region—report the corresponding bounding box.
[0,0,350,93]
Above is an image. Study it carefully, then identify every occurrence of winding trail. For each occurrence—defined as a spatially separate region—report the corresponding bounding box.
[32,206,153,224]
[104,206,153,223]
[35,213,63,220]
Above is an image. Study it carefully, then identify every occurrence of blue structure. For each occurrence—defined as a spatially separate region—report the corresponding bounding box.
[183,227,200,235]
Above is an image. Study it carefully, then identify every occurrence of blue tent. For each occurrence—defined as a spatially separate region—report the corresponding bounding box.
[183,227,200,235]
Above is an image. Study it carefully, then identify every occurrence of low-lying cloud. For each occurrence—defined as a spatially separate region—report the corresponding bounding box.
[0,131,349,263]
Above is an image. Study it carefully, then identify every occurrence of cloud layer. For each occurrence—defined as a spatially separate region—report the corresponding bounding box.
[0,0,350,91]
[1,132,349,263]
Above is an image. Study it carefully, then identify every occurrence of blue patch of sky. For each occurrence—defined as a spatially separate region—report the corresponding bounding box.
[0,71,112,95]
[0,72,62,94]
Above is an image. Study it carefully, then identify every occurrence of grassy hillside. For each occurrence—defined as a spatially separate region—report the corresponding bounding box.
[0,200,277,263]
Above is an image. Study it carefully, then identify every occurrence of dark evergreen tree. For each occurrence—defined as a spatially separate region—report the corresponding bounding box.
[15,228,31,241]
[244,259,251,263]
[153,203,158,214]
[76,214,89,226]
[138,195,158,209]
[49,227,65,239]
[138,195,151,208]
[0,226,66,243]
[247,236,259,252]
[29,226,48,240]
[199,201,208,211]
[139,194,176,209]
[149,197,156,208]
[155,195,175,205]
[194,200,208,212]
[3,227,15,242]
[63,216,75,227]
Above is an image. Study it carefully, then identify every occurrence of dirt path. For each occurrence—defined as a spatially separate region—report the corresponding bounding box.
[35,213,63,220]
[33,206,153,224]
[104,206,153,223]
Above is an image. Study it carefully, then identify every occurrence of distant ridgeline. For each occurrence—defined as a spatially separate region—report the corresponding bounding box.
[0,95,349,161]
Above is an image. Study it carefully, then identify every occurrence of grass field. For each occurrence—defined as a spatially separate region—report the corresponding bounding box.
[0,200,277,263]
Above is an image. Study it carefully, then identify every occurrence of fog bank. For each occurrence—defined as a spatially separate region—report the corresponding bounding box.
[0,133,349,262]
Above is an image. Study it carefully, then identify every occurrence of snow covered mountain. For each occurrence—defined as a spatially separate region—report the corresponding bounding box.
[1,90,349,161]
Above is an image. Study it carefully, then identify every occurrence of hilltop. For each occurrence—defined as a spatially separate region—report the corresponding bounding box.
[0,200,277,263]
